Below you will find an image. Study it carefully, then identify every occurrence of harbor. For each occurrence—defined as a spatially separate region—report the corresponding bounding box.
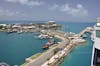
[0,22,94,66]
[21,26,94,66]
[0,0,100,65]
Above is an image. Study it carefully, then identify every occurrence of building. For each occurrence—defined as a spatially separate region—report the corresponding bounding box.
[0,24,7,26]
[47,21,56,25]
[91,17,100,66]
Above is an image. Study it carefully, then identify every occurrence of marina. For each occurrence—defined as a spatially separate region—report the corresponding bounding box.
[0,21,94,65]
[0,0,99,66]
[21,26,94,66]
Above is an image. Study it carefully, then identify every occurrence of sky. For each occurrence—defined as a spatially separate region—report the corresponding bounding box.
[0,0,100,22]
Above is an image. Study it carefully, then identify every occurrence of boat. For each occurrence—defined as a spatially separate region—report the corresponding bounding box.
[0,62,9,66]
[42,39,57,49]
[42,44,49,49]
[7,30,17,34]
[17,30,23,34]
[38,34,50,39]
[7,28,18,34]
[91,17,100,66]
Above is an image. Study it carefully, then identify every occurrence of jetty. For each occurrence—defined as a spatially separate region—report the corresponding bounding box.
[78,27,94,37]
[21,27,94,66]
[21,30,70,66]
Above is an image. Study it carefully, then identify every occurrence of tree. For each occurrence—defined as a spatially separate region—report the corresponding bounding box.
[0,26,3,29]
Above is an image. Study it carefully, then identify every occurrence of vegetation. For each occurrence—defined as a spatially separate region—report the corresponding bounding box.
[47,58,50,61]
[30,53,42,59]
[0,26,7,30]
[53,48,61,55]
[0,26,3,29]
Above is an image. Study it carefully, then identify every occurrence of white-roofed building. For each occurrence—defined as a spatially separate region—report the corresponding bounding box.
[0,24,7,26]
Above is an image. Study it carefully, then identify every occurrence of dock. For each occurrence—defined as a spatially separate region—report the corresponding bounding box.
[21,30,70,66]
[21,27,93,66]
[78,27,94,37]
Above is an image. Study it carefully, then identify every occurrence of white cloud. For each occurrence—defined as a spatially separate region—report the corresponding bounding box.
[0,8,25,17]
[50,4,88,18]
[77,4,83,8]
[60,4,88,17]
[60,4,70,11]
[49,4,59,10]
[5,0,44,6]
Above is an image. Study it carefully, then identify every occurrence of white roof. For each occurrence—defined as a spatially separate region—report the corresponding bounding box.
[0,24,7,26]
[52,24,57,26]
[12,25,21,28]
[22,26,36,29]
[94,38,100,50]
[48,21,55,22]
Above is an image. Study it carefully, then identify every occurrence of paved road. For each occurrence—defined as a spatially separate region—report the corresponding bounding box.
[22,30,70,66]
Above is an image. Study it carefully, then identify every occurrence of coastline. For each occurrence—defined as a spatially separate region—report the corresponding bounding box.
[0,22,94,66]
[22,27,92,66]
[40,27,93,66]
[21,30,70,66]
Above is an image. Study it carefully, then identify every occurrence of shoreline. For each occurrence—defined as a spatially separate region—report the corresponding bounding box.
[55,41,87,66]
[0,22,93,66]
[0,22,62,34]
[21,28,92,66]
[40,27,93,66]
[21,30,70,66]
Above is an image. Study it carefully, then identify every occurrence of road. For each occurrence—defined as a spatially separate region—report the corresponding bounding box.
[22,30,70,66]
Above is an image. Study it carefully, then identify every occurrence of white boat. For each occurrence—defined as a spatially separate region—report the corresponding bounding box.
[17,30,23,34]
[0,62,9,66]
[91,17,100,66]
[38,34,49,39]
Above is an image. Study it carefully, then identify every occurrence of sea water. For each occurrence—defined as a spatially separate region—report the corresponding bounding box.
[0,32,60,66]
[59,22,95,66]
[0,32,47,65]
[0,21,95,66]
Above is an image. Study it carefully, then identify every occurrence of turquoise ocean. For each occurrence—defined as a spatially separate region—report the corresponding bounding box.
[0,21,95,66]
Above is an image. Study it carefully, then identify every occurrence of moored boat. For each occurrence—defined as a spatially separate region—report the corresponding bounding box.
[42,45,49,49]
[42,39,57,49]
[0,62,9,66]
